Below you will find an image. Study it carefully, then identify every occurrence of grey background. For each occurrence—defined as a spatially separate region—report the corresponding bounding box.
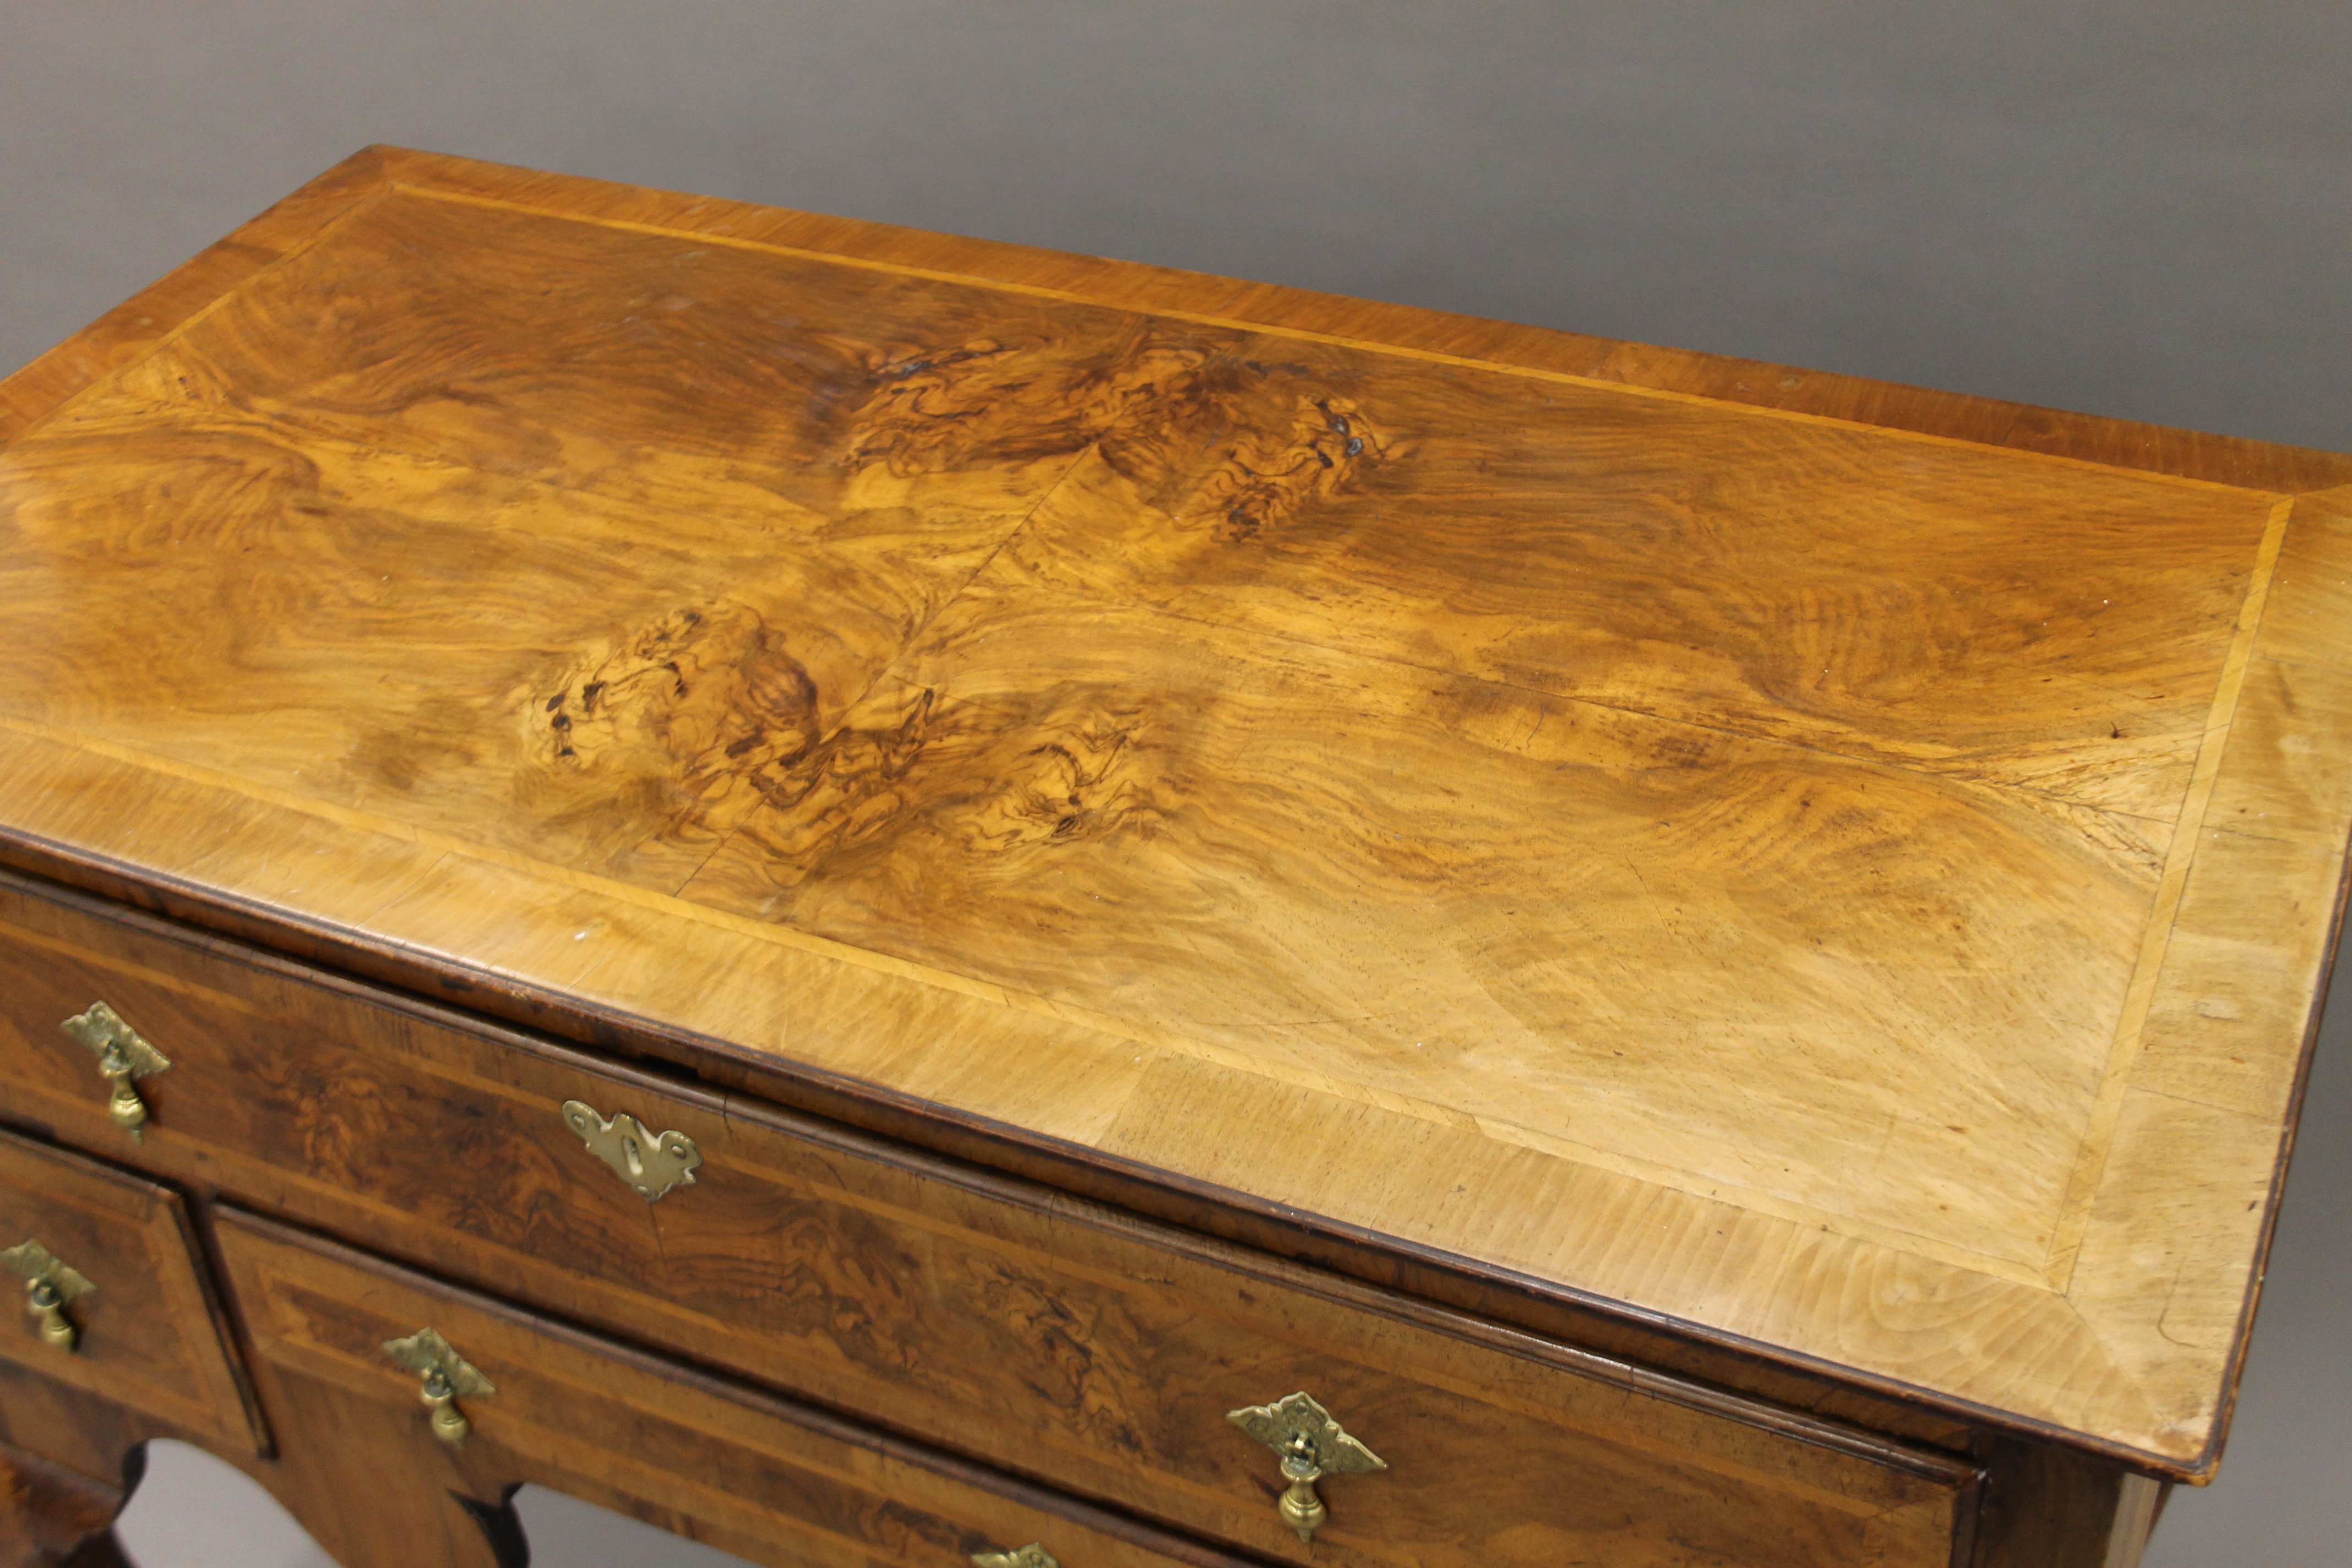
[3,2,2345,1562]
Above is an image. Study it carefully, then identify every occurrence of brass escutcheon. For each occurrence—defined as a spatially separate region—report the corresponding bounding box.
[59,1003,171,1142]
[560,1099,703,1202]
[383,1327,496,1445]
[971,1547,1059,1568]
[2,1240,95,1353]
[1227,1390,1387,1544]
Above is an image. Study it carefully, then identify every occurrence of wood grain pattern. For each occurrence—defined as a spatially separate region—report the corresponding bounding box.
[0,149,393,449]
[0,1336,516,1568]
[0,875,1975,1568]
[676,571,2204,1275]
[0,1129,261,1453]
[1967,1439,2162,1568]
[1,147,2346,1483]
[215,1207,1276,1568]
[0,1438,128,1568]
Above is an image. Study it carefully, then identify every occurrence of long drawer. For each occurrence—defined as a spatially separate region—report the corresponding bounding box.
[0,873,1980,1566]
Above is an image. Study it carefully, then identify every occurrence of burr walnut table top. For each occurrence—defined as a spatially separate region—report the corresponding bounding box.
[3,145,2348,1482]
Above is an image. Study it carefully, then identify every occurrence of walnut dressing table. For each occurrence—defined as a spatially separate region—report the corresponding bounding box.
[2,148,2348,1568]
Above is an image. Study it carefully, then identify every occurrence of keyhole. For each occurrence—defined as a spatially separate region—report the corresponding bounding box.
[622,1135,645,1178]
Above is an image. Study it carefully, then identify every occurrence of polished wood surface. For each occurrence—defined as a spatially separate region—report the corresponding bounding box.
[0,871,1975,1567]
[1967,1440,2161,1568]
[0,1346,520,1568]
[0,148,2345,1485]
[0,1438,130,1568]
[0,1130,259,1454]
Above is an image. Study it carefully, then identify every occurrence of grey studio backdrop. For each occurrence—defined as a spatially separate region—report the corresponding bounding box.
[1,3,2345,1565]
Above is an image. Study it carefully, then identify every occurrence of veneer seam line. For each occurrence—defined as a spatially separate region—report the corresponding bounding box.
[0,378,2202,850]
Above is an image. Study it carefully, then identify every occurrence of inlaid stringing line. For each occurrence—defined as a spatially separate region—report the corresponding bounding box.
[0,184,399,450]
[390,181,2280,502]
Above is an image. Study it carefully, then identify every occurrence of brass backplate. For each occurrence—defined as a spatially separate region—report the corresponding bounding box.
[60,1002,171,1080]
[384,1326,496,1445]
[1228,1390,1387,1543]
[971,1547,1059,1568]
[3,1240,94,1304]
[560,1100,703,1201]
[4,1239,96,1352]
[383,1327,494,1395]
[60,1001,172,1139]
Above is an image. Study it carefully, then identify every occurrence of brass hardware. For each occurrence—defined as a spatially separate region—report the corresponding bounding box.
[383,1327,495,1445]
[971,1547,1059,1568]
[560,1099,703,1202]
[59,1003,171,1141]
[3,1240,95,1353]
[1227,1390,1387,1544]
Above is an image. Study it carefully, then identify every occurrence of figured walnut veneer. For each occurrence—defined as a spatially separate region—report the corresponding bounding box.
[1,147,2347,1521]
[0,1129,259,1453]
[216,1211,1252,1568]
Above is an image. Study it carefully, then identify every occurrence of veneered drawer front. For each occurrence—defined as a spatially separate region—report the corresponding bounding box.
[0,1126,260,1451]
[215,1207,1243,1568]
[0,875,1975,1566]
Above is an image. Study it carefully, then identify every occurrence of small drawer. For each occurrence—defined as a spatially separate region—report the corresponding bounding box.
[214,1206,1244,1568]
[0,874,1978,1566]
[0,1126,260,1451]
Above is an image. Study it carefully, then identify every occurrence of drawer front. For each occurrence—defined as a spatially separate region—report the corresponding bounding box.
[0,876,1975,1566]
[0,1125,260,1451]
[215,1207,1243,1568]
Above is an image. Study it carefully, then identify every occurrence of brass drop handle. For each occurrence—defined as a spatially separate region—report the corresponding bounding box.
[59,1003,172,1141]
[383,1327,496,1445]
[561,1099,703,1201]
[420,1371,468,1443]
[1227,1391,1387,1544]
[3,1241,95,1353]
[971,1547,1059,1568]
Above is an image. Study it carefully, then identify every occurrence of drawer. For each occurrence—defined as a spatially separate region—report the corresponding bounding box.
[215,1206,1245,1568]
[0,876,1979,1566]
[0,1125,260,1451]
